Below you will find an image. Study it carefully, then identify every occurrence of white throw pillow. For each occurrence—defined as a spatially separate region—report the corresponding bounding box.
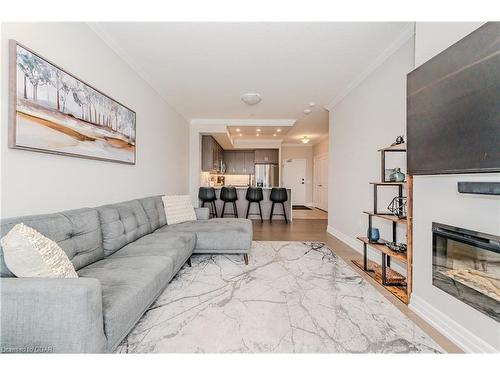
[162,195,197,225]
[0,223,78,278]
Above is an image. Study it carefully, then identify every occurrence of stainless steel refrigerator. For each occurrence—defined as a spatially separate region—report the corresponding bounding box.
[254,164,279,188]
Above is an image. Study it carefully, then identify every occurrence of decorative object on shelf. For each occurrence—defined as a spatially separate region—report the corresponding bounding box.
[392,135,405,145]
[9,41,136,164]
[367,227,380,243]
[385,168,396,182]
[386,242,407,253]
[388,196,407,219]
[389,168,406,182]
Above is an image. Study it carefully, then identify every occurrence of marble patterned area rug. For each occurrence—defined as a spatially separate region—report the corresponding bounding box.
[116,241,442,353]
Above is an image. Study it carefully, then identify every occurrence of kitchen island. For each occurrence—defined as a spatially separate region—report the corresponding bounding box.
[207,187,292,222]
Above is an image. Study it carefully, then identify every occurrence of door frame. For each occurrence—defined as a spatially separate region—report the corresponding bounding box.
[313,152,328,211]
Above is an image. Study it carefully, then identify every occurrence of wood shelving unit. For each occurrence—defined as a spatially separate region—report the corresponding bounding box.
[352,143,413,305]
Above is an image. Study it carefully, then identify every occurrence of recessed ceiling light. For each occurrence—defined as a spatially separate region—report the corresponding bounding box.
[276,129,282,132]
[256,133,260,137]
[239,133,243,137]
[236,128,241,132]
[301,136,310,144]
[304,109,312,115]
[256,128,261,132]
[273,134,277,137]
[309,102,316,107]
[241,93,262,106]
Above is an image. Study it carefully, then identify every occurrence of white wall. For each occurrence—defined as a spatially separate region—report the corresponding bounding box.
[313,137,329,157]
[1,23,189,217]
[410,22,500,353]
[327,37,414,275]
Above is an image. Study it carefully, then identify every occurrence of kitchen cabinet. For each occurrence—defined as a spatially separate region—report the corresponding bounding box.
[244,151,255,174]
[201,135,223,172]
[254,149,279,164]
[224,150,255,174]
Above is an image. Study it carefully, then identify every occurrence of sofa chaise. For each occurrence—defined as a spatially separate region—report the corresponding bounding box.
[0,195,252,353]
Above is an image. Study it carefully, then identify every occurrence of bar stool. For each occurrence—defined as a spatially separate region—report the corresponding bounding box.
[245,187,264,223]
[198,187,217,218]
[270,188,288,223]
[220,186,238,218]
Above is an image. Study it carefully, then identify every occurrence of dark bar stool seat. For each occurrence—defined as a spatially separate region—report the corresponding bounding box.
[245,187,264,223]
[220,186,238,218]
[270,188,289,223]
[198,187,217,218]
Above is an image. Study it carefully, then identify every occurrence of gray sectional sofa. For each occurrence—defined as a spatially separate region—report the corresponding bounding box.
[0,195,252,353]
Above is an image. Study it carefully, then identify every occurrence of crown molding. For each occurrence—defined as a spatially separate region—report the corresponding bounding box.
[87,23,189,124]
[281,143,313,148]
[189,118,296,127]
[324,23,415,111]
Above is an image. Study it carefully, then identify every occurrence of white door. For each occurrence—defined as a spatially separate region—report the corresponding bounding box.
[314,154,328,211]
[282,158,306,205]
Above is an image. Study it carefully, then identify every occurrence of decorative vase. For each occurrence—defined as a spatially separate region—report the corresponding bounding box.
[390,168,405,182]
[367,227,380,243]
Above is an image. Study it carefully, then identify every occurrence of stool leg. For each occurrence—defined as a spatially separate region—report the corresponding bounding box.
[246,201,251,219]
[282,202,288,223]
[270,202,275,222]
[212,201,218,218]
[221,202,226,218]
[233,202,238,218]
[258,202,263,223]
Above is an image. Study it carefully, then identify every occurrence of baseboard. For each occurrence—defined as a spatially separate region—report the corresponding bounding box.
[409,294,498,353]
[326,225,406,275]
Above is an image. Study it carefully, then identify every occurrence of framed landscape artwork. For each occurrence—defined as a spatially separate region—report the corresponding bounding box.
[9,40,136,164]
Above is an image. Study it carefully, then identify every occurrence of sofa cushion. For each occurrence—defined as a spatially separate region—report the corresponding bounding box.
[110,232,195,272]
[78,255,175,351]
[1,223,78,278]
[96,200,151,256]
[0,208,103,277]
[138,196,166,231]
[156,218,252,252]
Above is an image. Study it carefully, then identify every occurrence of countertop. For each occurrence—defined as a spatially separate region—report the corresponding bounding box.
[209,186,290,190]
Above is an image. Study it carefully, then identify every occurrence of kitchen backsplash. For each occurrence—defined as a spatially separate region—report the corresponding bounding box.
[224,174,251,186]
[200,172,251,187]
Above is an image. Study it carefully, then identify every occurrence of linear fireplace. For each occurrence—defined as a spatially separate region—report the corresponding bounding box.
[432,223,500,322]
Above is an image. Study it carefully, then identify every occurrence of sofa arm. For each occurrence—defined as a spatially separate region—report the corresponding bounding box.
[194,207,210,220]
[0,277,106,353]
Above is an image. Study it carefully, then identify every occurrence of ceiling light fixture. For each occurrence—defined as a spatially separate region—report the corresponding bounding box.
[301,136,310,144]
[239,133,243,137]
[256,128,261,132]
[241,93,262,106]
[276,129,282,132]
[309,102,316,107]
[256,133,260,137]
[304,109,312,115]
[236,128,241,132]
[273,134,277,137]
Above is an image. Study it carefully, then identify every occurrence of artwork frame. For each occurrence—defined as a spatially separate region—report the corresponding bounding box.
[9,40,136,165]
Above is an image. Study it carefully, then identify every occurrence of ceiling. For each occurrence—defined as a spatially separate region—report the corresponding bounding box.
[90,22,413,144]
[227,125,291,141]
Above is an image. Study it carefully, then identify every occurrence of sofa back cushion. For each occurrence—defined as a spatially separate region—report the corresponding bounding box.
[0,208,104,277]
[96,199,151,256]
[138,196,167,231]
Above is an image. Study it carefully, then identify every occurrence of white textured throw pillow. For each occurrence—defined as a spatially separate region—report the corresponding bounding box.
[162,195,197,225]
[0,223,78,278]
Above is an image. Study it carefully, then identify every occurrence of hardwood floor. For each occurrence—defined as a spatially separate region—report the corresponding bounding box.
[291,207,328,220]
[251,218,463,353]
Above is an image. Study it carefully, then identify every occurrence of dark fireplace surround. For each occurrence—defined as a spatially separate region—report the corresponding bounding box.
[432,223,500,322]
